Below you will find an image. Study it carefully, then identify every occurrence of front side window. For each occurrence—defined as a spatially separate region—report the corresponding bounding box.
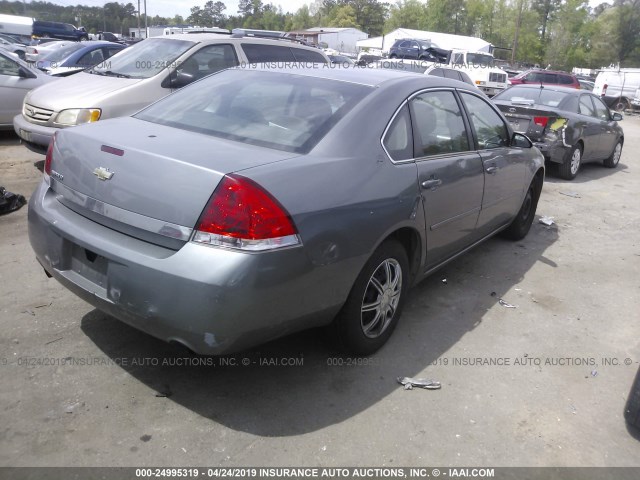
[0,53,19,76]
[460,92,510,150]
[592,96,611,121]
[544,73,559,83]
[77,49,104,66]
[410,90,470,157]
[383,104,413,161]
[135,70,371,153]
[559,75,575,85]
[179,44,238,81]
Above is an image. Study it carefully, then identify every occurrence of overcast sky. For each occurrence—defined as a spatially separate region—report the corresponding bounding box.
[35,1,610,23]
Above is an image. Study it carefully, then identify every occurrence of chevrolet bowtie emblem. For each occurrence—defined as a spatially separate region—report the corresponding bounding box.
[93,167,114,181]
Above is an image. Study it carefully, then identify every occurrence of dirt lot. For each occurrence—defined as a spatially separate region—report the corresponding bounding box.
[1,117,639,468]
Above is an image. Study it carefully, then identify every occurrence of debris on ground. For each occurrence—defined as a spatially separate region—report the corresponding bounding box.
[559,191,581,198]
[0,187,26,215]
[397,376,441,390]
[498,299,517,308]
[539,216,555,226]
[44,337,63,345]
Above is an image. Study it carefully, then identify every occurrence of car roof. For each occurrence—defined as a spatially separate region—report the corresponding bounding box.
[154,33,322,50]
[239,64,480,91]
[522,69,576,76]
[502,84,581,95]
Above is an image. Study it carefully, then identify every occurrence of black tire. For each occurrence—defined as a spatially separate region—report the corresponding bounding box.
[625,367,640,430]
[389,54,398,59]
[603,139,623,168]
[17,50,26,60]
[613,97,629,112]
[332,239,409,355]
[559,143,582,180]
[502,175,541,240]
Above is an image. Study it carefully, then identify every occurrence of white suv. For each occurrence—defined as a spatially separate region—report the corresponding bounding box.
[14,33,329,153]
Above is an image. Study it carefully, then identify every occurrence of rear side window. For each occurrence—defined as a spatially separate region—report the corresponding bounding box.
[458,71,474,85]
[443,69,459,80]
[410,91,470,156]
[291,48,326,63]
[383,104,413,161]
[559,75,575,85]
[241,44,295,63]
[544,73,558,83]
[460,92,510,149]
[429,68,444,77]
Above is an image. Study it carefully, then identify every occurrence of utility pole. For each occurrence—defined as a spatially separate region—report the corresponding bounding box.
[144,0,148,39]
[137,0,141,38]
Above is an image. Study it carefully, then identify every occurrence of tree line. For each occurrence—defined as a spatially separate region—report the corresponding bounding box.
[1,0,638,69]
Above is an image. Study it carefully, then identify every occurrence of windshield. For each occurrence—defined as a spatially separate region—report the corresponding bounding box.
[135,70,371,153]
[467,53,494,68]
[495,86,571,108]
[40,43,84,63]
[90,38,194,79]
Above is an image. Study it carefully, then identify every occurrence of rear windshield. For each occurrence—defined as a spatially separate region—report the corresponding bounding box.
[495,86,571,108]
[135,70,371,153]
[90,38,194,79]
[40,42,84,62]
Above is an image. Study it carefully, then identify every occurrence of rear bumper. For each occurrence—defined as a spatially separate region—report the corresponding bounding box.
[532,137,569,164]
[28,180,349,354]
[14,114,57,153]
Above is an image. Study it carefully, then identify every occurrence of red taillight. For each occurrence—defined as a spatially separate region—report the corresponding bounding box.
[533,116,549,128]
[602,83,607,96]
[44,134,55,176]
[192,174,299,251]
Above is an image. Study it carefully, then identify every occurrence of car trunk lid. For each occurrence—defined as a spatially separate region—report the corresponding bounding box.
[495,102,562,141]
[49,117,299,249]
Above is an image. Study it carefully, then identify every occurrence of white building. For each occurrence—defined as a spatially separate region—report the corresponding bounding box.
[289,27,368,54]
[357,28,493,55]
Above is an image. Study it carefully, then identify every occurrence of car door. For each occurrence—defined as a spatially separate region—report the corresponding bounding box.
[577,94,601,161]
[408,89,484,269]
[0,53,41,126]
[591,95,618,158]
[459,91,526,237]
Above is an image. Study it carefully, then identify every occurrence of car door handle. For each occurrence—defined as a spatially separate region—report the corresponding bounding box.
[421,178,442,190]
[485,165,498,174]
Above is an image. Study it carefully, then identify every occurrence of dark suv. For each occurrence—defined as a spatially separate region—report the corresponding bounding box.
[32,21,89,41]
[509,69,580,89]
[389,39,440,61]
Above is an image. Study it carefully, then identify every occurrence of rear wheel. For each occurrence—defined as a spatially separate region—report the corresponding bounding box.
[625,367,640,430]
[502,176,541,240]
[332,240,409,355]
[559,144,582,180]
[389,54,398,59]
[603,139,623,168]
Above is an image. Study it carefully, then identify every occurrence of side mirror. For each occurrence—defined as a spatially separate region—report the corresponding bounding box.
[511,132,533,148]
[18,66,36,79]
[611,112,623,121]
[163,70,195,89]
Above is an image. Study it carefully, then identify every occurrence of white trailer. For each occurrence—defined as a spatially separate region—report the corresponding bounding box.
[0,13,34,37]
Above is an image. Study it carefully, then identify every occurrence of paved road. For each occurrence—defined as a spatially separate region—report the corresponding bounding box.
[1,117,639,467]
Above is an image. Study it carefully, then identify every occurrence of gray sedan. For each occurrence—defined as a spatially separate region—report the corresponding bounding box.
[0,50,59,129]
[29,67,544,355]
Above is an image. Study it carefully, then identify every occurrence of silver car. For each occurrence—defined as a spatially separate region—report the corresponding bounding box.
[29,67,545,355]
[0,50,59,129]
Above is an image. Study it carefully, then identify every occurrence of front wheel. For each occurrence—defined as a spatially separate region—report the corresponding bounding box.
[559,144,582,180]
[603,139,623,168]
[613,97,629,112]
[332,240,409,355]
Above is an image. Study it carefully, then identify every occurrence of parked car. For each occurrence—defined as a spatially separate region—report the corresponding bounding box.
[0,35,26,59]
[36,41,126,76]
[29,67,544,355]
[493,84,624,180]
[328,54,355,65]
[32,20,89,41]
[632,87,640,110]
[370,59,478,89]
[25,40,75,63]
[578,78,595,91]
[0,32,29,45]
[0,50,59,129]
[509,69,580,89]
[625,367,640,431]
[389,38,440,60]
[14,34,329,154]
[592,68,640,112]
